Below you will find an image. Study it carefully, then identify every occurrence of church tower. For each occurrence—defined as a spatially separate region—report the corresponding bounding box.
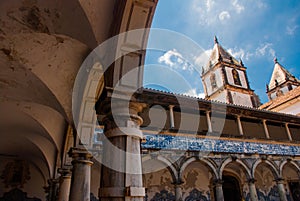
[266,58,300,100]
[201,36,260,107]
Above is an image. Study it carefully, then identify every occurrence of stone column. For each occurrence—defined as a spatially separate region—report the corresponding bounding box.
[248,179,258,201]
[206,111,213,133]
[262,120,270,139]
[68,147,93,201]
[169,105,175,129]
[99,101,146,201]
[44,179,59,201]
[276,178,288,201]
[285,123,293,141]
[237,115,244,135]
[215,180,224,201]
[173,181,183,201]
[57,168,72,201]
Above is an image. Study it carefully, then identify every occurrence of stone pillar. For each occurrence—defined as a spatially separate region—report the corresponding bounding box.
[173,181,183,201]
[262,120,270,139]
[68,147,93,201]
[206,111,213,133]
[99,101,146,201]
[237,115,244,135]
[215,180,224,201]
[57,168,72,201]
[276,178,288,201]
[285,123,293,141]
[44,179,59,201]
[248,179,258,201]
[169,105,175,129]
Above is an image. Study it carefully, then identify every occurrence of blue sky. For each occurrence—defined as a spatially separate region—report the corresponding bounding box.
[144,0,300,103]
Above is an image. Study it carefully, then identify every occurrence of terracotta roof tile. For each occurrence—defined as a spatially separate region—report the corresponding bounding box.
[260,86,300,110]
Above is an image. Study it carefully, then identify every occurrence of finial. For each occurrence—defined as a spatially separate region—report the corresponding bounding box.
[274,57,278,64]
[214,35,218,44]
[266,84,269,92]
[239,58,244,67]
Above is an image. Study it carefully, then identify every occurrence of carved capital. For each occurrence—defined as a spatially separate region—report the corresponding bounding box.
[68,147,93,165]
[214,179,223,186]
[58,168,72,178]
[102,101,146,131]
[172,179,184,186]
[248,178,257,184]
[275,177,285,184]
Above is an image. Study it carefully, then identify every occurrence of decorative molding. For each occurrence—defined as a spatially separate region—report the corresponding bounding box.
[142,134,300,156]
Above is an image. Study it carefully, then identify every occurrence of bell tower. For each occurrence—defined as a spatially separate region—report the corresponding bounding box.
[266,58,300,100]
[201,36,260,107]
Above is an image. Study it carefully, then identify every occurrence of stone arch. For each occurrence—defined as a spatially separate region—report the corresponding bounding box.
[0,0,98,48]
[252,159,280,179]
[2,32,90,123]
[219,157,251,180]
[279,160,300,178]
[142,155,177,200]
[142,155,178,183]
[180,157,218,180]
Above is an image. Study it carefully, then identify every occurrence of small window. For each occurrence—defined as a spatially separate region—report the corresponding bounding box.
[288,83,293,91]
[232,69,241,86]
[210,73,217,90]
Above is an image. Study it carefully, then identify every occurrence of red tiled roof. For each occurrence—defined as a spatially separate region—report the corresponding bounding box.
[260,86,300,110]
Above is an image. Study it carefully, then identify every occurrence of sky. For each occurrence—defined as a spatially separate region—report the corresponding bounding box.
[143,0,300,103]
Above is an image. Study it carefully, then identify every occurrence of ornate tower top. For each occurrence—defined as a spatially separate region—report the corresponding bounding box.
[202,36,243,75]
[267,58,300,100]
[214,35,218,44]
[201,36,260,107]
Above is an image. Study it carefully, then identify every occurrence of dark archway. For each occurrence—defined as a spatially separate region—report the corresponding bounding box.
[222,175,242,201]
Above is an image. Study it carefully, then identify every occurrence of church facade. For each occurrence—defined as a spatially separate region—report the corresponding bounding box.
[0,1,300,201]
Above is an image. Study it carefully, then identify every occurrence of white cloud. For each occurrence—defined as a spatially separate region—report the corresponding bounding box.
[194,49,212,68]
[232,0,244,13]
[183,88,206,98]
[256,1,268,9]
[286,25,299,36]
[158,49,194,72]
[255,43,276,58]
[190,0,268,27]
[228,48,245,59]
[219,11,231,21]
[206,0,215,12]
[158,49,183,67]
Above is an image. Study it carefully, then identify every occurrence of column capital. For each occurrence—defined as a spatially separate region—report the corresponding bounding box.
[248,178,257,184]
[275,177,285,184]
[47,178,59,185]
[58,168,72,177]
[172,179,184,186]
[214,179,224,186]
[68,147,93,165]
[102,101,146,131]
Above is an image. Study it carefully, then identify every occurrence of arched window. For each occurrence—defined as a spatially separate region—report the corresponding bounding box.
[232,69,241,86]
[210,73,217,90]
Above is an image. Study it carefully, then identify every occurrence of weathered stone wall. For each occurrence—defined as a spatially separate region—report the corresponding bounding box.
[0,158,45,200]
